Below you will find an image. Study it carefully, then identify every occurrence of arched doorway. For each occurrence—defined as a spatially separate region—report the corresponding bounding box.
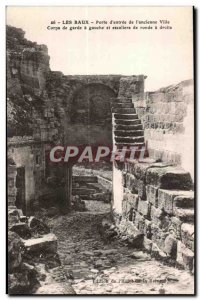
[67,83,116,147]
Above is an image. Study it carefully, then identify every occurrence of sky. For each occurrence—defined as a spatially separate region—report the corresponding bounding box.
[6,6,193,91]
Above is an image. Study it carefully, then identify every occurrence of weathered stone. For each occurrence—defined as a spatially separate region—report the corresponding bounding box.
[126,173,138,193]
[164,234,177,259]
[133,161,159,180]
[168,217,183,239]
[73,175,98,183]
[176,241,194,271]
[158,189,193,214]
[72,188,96,196]
[8,231,23,272]
[130,251,151,260]
[151,224,168,250]
[28,216,50,235]
[137,199,150,218]
[146,166,193,190]
[174,191,194,208]
[174,207,194,223]
[10,222,31,239]
[23,233,57,254]
[150,206,163,225]
[146,185,158,207]
[181,223,194,251]
[20,216,28,223]
[135,212,145,233]
[137,180,146,199]
[144,219,152,239]
[8,208,20,226]
[8,272,31,294]
[143,237,153,252]
[124,193,139,210]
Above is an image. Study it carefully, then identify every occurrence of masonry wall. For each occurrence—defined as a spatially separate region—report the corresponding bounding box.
[133,80,194,179]
[112,158,194,272]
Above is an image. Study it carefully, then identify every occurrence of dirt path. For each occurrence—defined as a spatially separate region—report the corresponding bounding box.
[47,201,194,295]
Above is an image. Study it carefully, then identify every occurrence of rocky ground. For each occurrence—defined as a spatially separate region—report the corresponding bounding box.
[46,200,194,295]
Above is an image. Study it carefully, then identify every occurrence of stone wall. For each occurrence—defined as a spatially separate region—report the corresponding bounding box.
[133,80,194,179]
[112,158,194,272]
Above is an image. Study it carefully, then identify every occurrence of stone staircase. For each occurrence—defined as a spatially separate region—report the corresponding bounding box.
[111,97,145,152]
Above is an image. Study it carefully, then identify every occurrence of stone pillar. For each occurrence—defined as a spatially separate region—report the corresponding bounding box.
[64,164,72,210]
[112,161,124,214]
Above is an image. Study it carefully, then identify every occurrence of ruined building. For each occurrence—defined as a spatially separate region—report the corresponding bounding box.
[7,24,194,287]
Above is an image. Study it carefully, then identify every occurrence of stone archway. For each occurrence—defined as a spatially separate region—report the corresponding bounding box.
[63,83,116,209]
[65,83,117,147]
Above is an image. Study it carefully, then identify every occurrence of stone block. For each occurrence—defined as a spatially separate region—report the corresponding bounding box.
[151,224,168,250]
[137,199,150,218]
[72,188,96,196]
[146,166,193,190]
[158,189,192,214]
[143,237,152,252]
[181,223,194,251]
[133,161,157,180]
[174,191,194,208]
[137,179,146,199]
[169,217,183,239]
[164,234,177,259]
[73,176,98,183]
[134,212,145,233]
[146,185,158,207]
[125,193,139,210]
[28,216,50,235]
[176,241,194,271]
[174,207,194,223]
[144,219,152,239]
[150,205,163,225]
[23,233,57,254]
[126,173,138,193]
[10,223,31,239]
[8,208,20,226]
[8,231,23,272]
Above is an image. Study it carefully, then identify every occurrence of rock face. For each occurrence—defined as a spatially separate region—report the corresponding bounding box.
[7,26,50,137]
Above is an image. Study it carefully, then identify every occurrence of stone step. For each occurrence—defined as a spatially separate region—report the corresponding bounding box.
[111,102,134,109]
[112,108,136,114]
[85,182,103,192]
[115,136,145,144]
[174,207,194,223]
[72,176,98,183]
[116,142,145,149]
[147,167,193,190]
[114,113,138,120]
[114,124,143,131]
[72,188,96,196]
[111,97,132,103]
[114,119,141,125]
[174,191,194,208]
[114,130,144,137]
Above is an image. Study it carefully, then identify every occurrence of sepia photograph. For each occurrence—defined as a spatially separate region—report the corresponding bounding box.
[6,6,195,295]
